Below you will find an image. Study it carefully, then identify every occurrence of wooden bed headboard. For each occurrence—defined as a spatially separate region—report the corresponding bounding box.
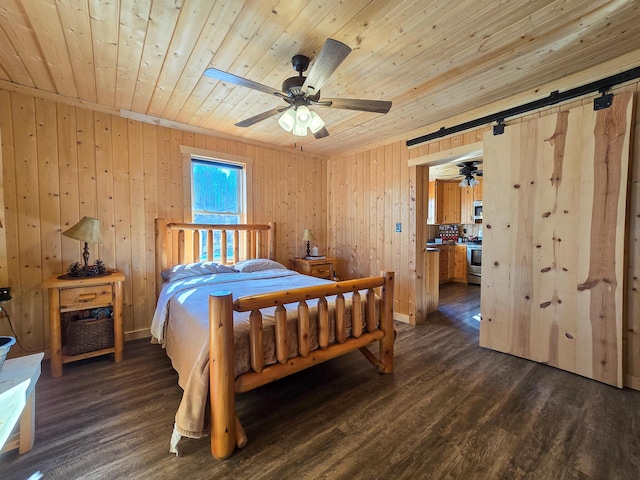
[154,218,276,295]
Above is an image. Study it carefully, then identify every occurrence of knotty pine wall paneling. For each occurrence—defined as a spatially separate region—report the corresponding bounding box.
[627,84,640,389]
[0,91,327,354]
[328,141,413,322]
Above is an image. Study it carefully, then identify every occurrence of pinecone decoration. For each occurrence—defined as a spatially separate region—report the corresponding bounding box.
[67,262,83,277]
[87,263,101,276]
[95,259,106,275]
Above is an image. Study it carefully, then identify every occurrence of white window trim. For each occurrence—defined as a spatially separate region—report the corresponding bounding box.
[180,145,253,224]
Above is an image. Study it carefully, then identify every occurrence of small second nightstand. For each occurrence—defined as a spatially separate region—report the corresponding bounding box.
[289,258,336,280]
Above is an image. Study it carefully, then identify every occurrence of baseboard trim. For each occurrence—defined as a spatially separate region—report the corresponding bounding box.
[624,374,640,391]
[125,329,151,342]
[394,313,411,324]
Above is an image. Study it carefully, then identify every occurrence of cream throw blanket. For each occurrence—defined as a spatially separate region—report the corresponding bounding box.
[151,270,350,454]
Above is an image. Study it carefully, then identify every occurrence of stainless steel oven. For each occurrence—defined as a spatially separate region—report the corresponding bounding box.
[467,244,482,285]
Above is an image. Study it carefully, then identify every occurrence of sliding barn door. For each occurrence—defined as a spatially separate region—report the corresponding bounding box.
[480,91,633,387]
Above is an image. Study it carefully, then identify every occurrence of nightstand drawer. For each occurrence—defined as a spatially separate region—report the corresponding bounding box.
[309,264,331,277]
[60,285,113,311]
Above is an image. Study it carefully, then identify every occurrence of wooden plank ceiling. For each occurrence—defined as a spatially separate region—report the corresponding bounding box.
[0,0,639,156]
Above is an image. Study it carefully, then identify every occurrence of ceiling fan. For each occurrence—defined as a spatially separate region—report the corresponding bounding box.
[456,161,483,187]
[203,38,392,139]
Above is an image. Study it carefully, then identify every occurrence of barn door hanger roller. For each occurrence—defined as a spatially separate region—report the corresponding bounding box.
[593,88,613,111]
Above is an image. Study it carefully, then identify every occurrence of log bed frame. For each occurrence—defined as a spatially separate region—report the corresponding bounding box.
[155,218,395,459]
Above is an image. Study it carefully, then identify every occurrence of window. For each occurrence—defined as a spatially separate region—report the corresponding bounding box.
[191,158,245,261]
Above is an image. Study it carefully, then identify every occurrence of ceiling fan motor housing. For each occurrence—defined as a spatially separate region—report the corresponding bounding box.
[291,54,310,73]
[282,75,306,96]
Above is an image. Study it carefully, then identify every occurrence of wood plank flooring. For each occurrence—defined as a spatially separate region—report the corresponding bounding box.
[1,283,639,479]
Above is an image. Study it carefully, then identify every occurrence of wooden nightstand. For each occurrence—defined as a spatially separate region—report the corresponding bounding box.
[42,271,124,378]
[289,258,336,280]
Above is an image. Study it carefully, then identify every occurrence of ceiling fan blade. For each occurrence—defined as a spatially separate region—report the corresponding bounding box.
[313,126,330,139]
[322,98,392,114]
[204,67,287,97]
[235,106,290,128]
[302,39,352,95]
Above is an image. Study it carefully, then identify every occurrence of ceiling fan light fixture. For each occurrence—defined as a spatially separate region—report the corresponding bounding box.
[309,111,325,133]
[292,124,308,136]
[459,178,470,188]
[295,105,312,128]
[278,108,296,132]
[469,176,480,187]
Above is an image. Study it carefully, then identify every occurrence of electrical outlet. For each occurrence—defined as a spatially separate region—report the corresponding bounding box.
[395,223,402,233]
[0,287,11,302]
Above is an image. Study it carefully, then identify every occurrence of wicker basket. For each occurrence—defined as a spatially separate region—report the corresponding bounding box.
[64,316,114,356]
[0,336,16,369]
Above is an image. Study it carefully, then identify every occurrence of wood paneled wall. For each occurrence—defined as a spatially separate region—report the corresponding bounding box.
[328,83,640,388]
[0,90,327,354]
[327,131,486,323]
[327,142,412,321]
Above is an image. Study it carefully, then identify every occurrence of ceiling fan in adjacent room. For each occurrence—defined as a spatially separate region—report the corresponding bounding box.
[456,161,483,187]
[203,38,392,139]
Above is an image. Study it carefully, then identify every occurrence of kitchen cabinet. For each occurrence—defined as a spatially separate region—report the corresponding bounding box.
[453,245,468,282]
[428,180,461,224]
[474,177,483,201]
[438,245,454,283]
[460,177,483,224]
[437,244,468,284]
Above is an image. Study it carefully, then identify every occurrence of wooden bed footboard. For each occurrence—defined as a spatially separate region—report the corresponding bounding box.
[154,218,394,460]
[208,272,395,460]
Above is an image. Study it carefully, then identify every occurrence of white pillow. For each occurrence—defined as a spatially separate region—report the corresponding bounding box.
[233,258,287,273]
[162,262,238,282]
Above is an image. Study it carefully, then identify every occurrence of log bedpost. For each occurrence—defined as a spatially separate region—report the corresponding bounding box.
[268,222,276,260]
[379,271,395,373]
[209,291,236,460]
[155,218,168,298]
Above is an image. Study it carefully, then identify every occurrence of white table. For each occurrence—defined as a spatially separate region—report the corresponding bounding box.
[0,352,43,454]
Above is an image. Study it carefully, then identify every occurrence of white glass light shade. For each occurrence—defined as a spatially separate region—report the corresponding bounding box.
[459,178,470,187]
[309,111,325,133]
[278,109,296,132]
[295,105,312,128]
[470,176,480,187]
[292,124,308,136]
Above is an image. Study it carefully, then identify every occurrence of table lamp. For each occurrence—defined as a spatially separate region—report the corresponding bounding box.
[302,229,316,257]
[62,216,101,267]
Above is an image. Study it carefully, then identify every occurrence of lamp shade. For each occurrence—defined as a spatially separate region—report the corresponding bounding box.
[309,111,325,133]
[302,229,316,242]
[295,105,312,128]
[278,108,296,132]
[62,216,101,243]
[292,124,308,136]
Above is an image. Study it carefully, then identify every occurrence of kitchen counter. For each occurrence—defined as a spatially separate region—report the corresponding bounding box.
[427,241,481,247]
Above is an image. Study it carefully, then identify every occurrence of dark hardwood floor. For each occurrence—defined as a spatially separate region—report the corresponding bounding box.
[2,283,639,479]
